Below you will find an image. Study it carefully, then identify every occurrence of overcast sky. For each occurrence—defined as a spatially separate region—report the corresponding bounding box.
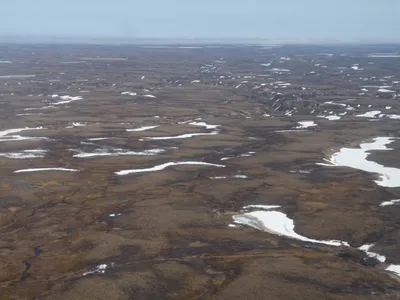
[1,0,399,41]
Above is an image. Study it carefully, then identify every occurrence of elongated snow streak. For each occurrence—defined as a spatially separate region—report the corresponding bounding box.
[0,150,46,159]
[243,205,281,210]
[73,148,164,158]
[53,95,83,105]
[126,125,159,132]
[356,110,381,118]
[377,88,395,93]
[121,91,137,96]
[0,127,45,142]
[0,75,35,78]
[115,161,225,176]
[275,129,308,133]
[324,101,347,107]
[0,136,46,142]
[0,127,43,137]
[188,121,220,130]
[16,113,44,116]
[83,264,108,276]
[318,115,341,121]
[14,168,78,173]
[88,137,109,141]
[140,131,218,141]
[386,114,400,120]
[209,174,248,180]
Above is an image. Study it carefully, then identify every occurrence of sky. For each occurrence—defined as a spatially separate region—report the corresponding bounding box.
[1,0,399,42]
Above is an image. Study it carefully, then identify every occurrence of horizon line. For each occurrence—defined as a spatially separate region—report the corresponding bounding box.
[1,35,400,46]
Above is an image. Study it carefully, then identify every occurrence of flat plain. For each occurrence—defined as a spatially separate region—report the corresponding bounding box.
[0,43,399,299]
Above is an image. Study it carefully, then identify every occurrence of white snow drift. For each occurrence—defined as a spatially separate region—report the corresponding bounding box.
[115,161,225,176]
[317,137,400,187]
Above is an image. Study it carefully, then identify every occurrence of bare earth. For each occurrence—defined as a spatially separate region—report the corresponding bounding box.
[0,44,399,299]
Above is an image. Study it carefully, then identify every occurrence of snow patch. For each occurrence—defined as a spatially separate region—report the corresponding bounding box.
[121,91,137,96]
[358,244,386,262]
[73,122,86,127]
[296,121,317,129]
[0,127,45,142]
[386,265,400,276]
[356,111,382,118]
[318,115,341,121]
[386,114,400,119]
[83,264,108,276]
[317,137,400,187]
[109,213,122,217]
[324,101,347,107]
[188,121,220,130]
[233,210,349,247]
[379,199,400,207]
[378,88,395,93]
[53,95,83,105]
